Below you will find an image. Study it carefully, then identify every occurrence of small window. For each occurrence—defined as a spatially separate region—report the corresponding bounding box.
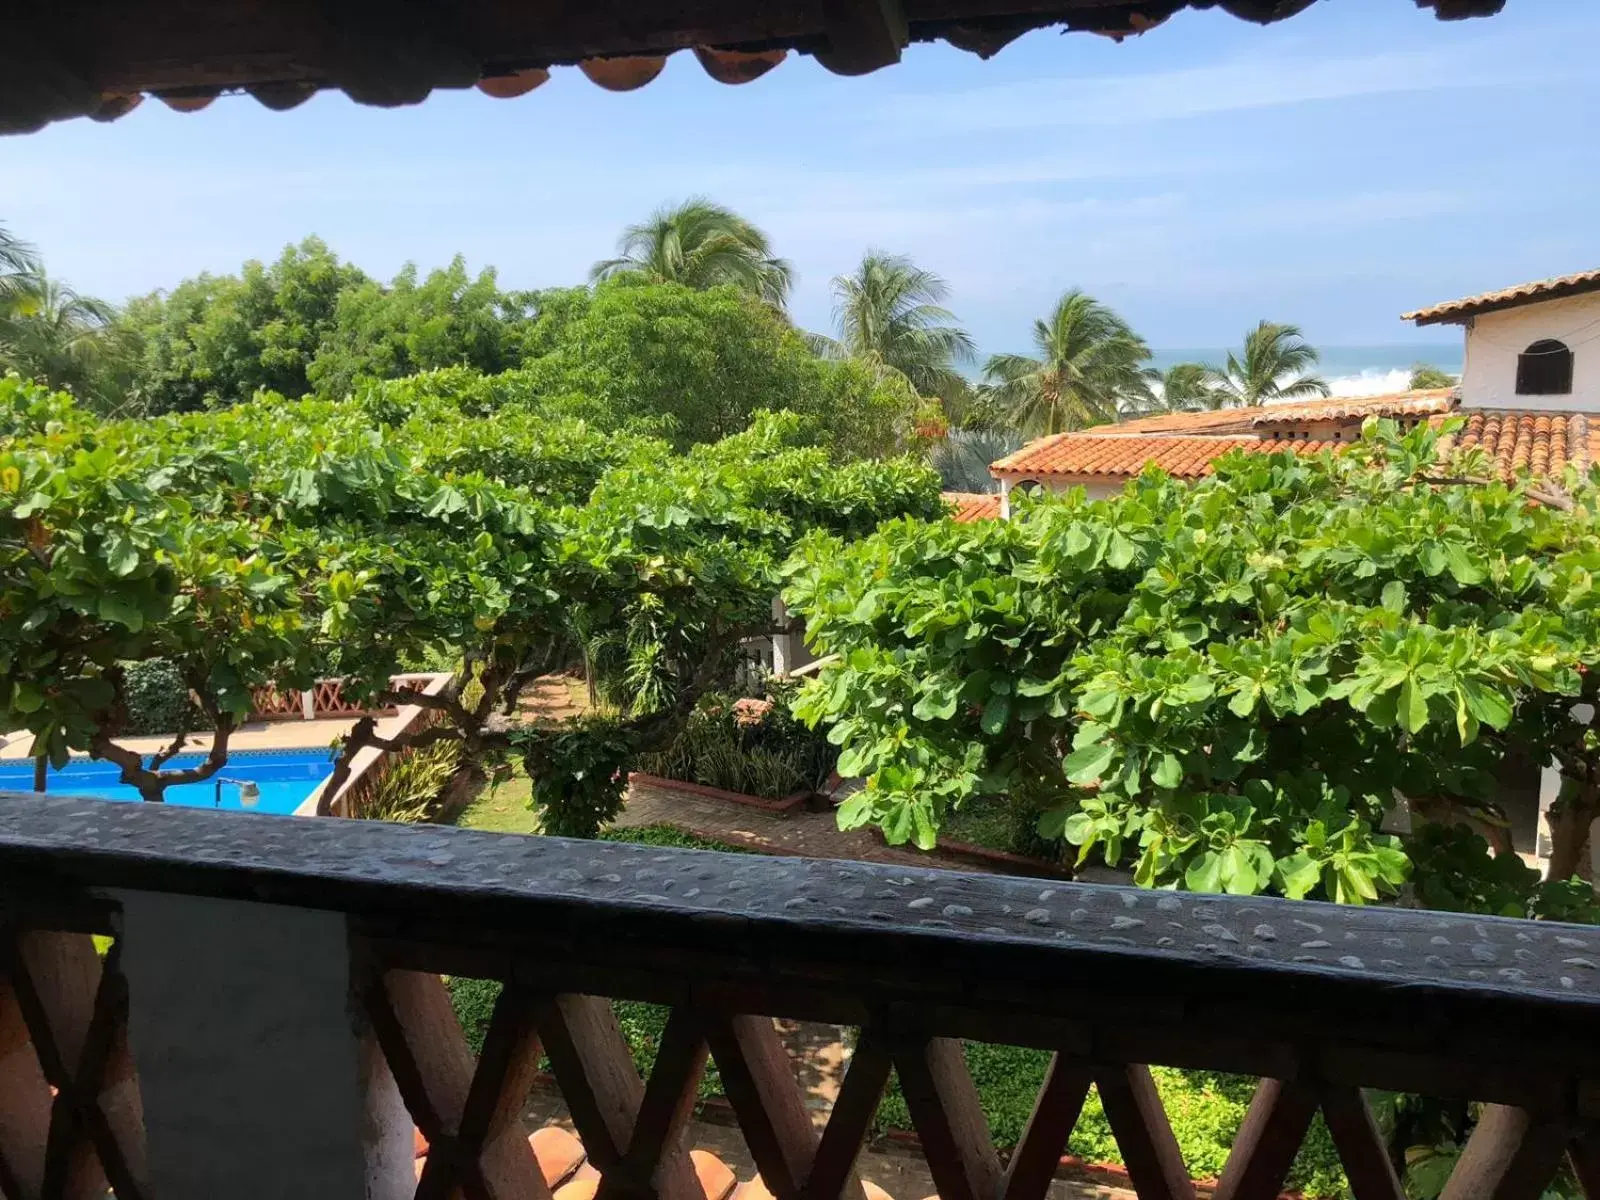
[1516,339,1574,395]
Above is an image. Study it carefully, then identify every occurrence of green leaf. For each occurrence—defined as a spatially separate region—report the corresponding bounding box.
[1150,751,1183,789]
[1037,806,1070,839]
[1277,852,1321,900]
[1063,741,1115,785]
[1380,580,1405,614]
[1463,683,1513,730]
[1106,531,1137,570]
[1398,678,1429,734]
[1443,543,1485,585]
[1185,851,1224,894]
[912,689,958,722]
[104,533,139,578]
[96,594,144,632]
[980,693,1010,735]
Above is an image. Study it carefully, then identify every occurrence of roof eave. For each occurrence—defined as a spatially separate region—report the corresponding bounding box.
[1404,277,1600,327]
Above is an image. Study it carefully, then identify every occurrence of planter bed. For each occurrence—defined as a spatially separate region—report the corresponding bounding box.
[867,826,1070,878]
[628,771,812,813]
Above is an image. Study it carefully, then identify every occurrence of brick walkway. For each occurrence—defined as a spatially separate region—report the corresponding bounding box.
[615,779,992,872]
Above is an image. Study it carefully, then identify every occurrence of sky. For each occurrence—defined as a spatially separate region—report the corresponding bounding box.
[2,0,1598,357]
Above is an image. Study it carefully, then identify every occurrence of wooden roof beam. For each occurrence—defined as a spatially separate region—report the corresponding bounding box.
[321,0,481,107]
[816,0,908,75]
[0,26,99,135]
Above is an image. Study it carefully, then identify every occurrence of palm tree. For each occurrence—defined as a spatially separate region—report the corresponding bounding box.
[1409,363,1456,390]
[981,290,1154,436]
[591,198,793,309]
[932,428,1023,493]
[820,252,975,401]
[0,273,117,400]
[0,222,41,316]
[1148,362,1225,413]
[1208,321,1329,407]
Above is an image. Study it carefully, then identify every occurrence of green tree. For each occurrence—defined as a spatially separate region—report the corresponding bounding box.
[820,252,975,402]
[0,223,39,312]
[931,428,1021,493]
[591,199,793,310]
[1209,320,1329,406]
[0,378,314,800]
[0,273,126,410]
[1,374,942,821]
[119,237,368,413]
[518,280,916,455]
[786,417,1600,920]
[1409,363,1456,390]
[981,290,1153,436]
[305,257,537,399]
[1147,362,1224,413]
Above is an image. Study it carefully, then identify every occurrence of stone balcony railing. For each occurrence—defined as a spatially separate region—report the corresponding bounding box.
[1,794,1598,1200]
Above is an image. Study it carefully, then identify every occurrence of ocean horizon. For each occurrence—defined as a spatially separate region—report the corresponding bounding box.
[1149,344,1463,398]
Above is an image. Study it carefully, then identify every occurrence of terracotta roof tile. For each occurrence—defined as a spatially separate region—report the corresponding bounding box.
[1404,268,1600,325]
[942,491,1003,522]
[1438,410,1591,479]
[1110,388,1455,435]
[1249,389,1456,426]
[991,435,1331,481]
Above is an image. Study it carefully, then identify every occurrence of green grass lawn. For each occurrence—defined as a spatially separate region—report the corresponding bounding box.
[456,765,538,834]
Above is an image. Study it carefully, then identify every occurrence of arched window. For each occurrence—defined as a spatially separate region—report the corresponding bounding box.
[1516,339,1574,395]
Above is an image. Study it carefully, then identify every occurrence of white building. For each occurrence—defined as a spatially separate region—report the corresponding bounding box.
[1404,267,1600,412]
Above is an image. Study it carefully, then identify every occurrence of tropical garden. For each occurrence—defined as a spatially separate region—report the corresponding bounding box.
[3,204,1574,1198]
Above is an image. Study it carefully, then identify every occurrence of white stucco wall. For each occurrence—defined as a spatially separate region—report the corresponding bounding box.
[1460,291,1600,411]
[998,476,1119,515]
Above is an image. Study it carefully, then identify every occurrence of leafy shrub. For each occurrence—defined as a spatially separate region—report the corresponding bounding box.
[940,791,1068,861]
[519,718,634,838]
[636,684,835,800]
[119,659,210,736]
[355,740,463,822]
[874,1045,1345,1197]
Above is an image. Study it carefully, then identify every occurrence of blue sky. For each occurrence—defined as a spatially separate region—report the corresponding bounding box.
[1,0,1596,355]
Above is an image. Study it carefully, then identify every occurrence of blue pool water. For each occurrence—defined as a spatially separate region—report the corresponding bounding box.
[0,749,335,814]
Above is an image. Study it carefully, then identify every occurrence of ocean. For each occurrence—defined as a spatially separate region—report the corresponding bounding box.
[1148,344,1464,398]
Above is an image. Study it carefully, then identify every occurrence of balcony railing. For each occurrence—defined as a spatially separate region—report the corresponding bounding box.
[1,793,1598,1200]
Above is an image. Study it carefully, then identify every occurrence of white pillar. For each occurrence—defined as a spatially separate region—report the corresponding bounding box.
[999,477,1012,520]
[302,689,317,720]
[771,596,792,677]
[115,893,412,1200]
[1537,762,1561,864]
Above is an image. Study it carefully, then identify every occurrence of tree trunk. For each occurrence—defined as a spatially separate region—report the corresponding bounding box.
[1546,792,1595,881]
[32,754,46,792]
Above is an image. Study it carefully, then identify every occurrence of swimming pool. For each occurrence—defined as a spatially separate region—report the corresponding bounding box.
[0,749,335,814]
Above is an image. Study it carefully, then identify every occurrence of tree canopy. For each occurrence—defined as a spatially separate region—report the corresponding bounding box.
[981,290,1154,435]
[821,251,975,403]
[0,371,941,821]
[1410,363,1456,390]
[786,419,1600,919]
[1208,320,1330,406]
[515,280,921,455]
[591,198,793,311]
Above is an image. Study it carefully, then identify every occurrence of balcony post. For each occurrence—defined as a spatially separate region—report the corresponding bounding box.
[114,891,413,1200]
